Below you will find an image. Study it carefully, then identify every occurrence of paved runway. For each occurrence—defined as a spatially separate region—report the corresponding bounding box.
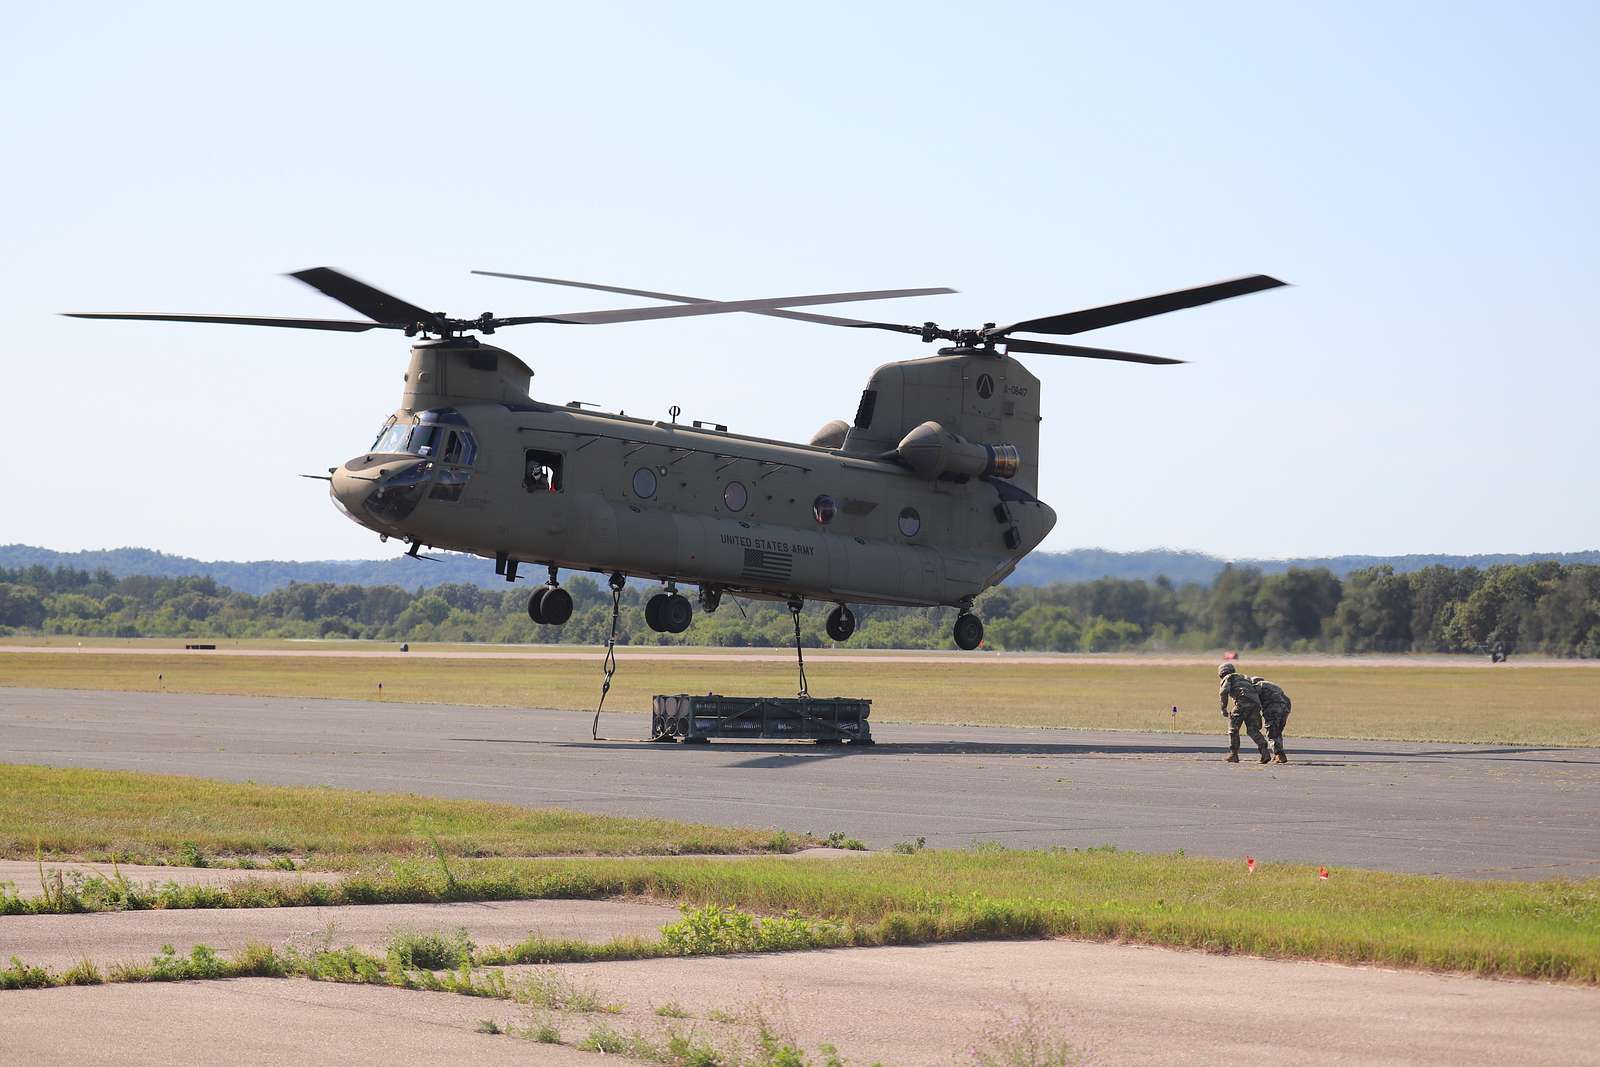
[2,687,1596,879]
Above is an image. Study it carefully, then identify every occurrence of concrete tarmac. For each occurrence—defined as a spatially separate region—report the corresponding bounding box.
[0,858,341,896]
[1,899,682,970]
[4,941,1597,1066]
[2,688,1597,879]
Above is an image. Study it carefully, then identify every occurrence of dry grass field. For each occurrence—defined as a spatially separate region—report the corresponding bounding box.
[2,645,1596,745]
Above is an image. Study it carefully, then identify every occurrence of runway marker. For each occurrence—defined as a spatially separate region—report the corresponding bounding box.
[1319,866,1329,881]
[1246,856,1256,873]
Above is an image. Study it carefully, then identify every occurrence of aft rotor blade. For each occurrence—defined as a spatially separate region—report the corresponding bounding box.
[497,287,955,327]
[474,270,940,332]
[288,267,446,331]
[1002,336,1185,365]
[990,275,1287,337]
[61,312,396,332]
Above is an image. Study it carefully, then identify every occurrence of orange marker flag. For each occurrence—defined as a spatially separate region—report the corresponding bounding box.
[1318,866,1329,881]
[1246,856,1256,873]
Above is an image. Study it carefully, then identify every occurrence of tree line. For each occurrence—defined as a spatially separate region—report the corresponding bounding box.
[1,561,1597,656]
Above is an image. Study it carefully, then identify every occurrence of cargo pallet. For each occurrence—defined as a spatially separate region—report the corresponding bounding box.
[651,693,873,744]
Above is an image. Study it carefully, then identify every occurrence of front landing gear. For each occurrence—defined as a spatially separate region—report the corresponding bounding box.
[528,567,574,626]
[825,604,856,642]
[953,611,984,651]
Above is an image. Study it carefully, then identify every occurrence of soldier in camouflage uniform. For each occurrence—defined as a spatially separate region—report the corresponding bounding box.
[1217,662,1271,764]
[1249,675,1291,764]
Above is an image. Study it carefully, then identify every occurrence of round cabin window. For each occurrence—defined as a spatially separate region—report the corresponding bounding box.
[898,506,921,538]
[631,467,657,499]
[723,480,749,512]
[813,494,836,525]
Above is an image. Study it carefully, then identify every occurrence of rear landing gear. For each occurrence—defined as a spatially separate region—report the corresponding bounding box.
[825,604,856,642]
[953,611,984,651]
[645,590,693,634]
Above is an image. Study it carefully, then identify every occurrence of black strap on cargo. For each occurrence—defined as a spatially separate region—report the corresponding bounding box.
[591,571,627,741]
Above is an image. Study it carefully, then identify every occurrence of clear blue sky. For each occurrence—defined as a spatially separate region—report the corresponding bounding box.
[3,2,1595,562]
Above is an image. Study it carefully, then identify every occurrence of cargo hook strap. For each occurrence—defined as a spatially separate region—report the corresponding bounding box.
[790,599,809,699]
[591,572,629,741]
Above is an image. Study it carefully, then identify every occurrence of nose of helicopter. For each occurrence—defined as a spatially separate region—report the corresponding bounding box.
[330,457,433,528]
[329,465,375,521]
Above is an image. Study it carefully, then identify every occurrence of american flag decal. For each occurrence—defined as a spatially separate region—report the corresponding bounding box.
[741,548,793,585]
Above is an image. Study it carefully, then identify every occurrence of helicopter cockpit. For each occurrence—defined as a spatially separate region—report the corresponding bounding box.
[371,408,478,466]
[347,409,481,524]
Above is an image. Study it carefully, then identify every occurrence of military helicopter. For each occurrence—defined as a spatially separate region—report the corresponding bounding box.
[67,268,1284,650]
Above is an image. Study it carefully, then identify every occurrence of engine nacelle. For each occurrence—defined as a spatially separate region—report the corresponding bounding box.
[893,421,1022,482]
[809,419,850,449]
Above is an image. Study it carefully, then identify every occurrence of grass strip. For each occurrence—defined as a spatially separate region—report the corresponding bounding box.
[0,764,805,866]
[4,650,1598,744]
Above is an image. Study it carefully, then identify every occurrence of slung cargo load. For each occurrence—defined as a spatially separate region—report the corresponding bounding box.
[652,694,873,744]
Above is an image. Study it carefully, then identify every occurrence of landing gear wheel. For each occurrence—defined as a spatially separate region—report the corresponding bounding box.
[528,587,549,623]
[825,605,856,642]
[661,593,693,635]
[953,612,984,651]
[644,593,668,633]
[539,586,573,626]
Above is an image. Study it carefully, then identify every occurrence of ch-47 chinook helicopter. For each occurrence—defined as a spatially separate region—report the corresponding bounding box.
[68,268,1284,651]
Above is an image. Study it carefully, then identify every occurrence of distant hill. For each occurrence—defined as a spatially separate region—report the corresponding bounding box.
[0,545,489,595]
[1008,548,1600,586]
[4,543,1597,596]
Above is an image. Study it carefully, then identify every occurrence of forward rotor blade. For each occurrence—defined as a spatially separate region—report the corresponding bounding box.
[474,270,939,332]
[61,312,395,332]
[497,287,955,327]
[1002,336,1185,365]
[288,267,445,330]
[990,275,1287,338]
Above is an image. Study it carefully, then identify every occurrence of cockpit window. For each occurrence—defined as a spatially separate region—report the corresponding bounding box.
[408,425,441,457]
[373,421,409,453]
[371,417,474,463]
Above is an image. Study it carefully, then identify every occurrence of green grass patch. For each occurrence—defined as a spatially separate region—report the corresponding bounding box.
[3,763,1595,986]
[3,649,1597,744]
[0,763,806,866]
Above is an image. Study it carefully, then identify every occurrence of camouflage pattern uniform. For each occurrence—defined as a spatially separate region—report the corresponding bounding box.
[1249,676,1291,762]
[1218,666,1270,763]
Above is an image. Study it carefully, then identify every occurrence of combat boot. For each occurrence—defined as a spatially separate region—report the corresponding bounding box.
[1258,746,1272,764]
[1275,753,1288,764]
[1224,752,1240,763]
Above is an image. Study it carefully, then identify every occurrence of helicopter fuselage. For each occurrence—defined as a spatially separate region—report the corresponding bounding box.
[329,340,1056,609]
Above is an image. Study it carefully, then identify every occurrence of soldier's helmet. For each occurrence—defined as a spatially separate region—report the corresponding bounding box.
[1217,663,1236,679]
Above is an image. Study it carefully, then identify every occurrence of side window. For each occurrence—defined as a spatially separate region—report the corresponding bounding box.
[524,449,563,492]
[443,430,477,466]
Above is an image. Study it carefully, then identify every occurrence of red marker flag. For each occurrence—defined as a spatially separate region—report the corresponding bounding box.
[1246,856,1256,873]
[1318,866,1329,881]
